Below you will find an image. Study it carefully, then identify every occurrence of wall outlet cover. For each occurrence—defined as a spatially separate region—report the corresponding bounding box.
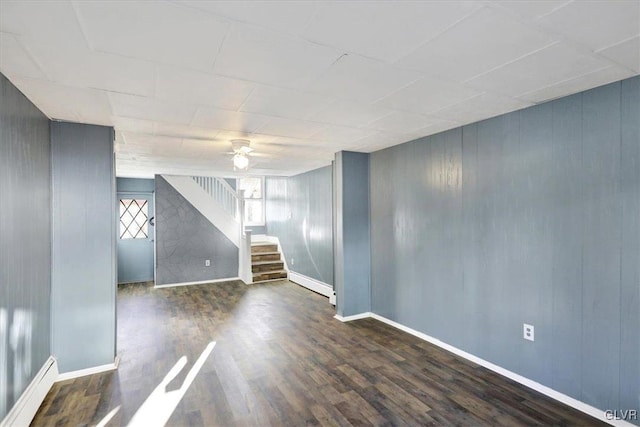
[523,323,534,341]
[205,259,211,267]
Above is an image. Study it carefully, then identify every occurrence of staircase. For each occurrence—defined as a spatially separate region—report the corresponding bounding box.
[251,242,288,282]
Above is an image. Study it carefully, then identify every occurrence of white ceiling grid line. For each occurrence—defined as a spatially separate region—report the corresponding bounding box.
[0,0,637,177]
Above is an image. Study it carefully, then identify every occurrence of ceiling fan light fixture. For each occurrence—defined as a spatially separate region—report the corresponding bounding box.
[233,153,249,170]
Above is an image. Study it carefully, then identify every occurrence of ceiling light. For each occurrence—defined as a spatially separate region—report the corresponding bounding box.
[233,153,249,170]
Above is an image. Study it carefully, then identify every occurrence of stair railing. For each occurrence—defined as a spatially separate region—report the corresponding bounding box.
[191,176,238,220]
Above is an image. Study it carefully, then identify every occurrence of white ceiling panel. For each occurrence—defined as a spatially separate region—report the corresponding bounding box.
[1,1,638,177]
[302,1,480,62]
[75,1,230,71]
[0,1,88,49]
[111,116,156,135]
[351,131,414,153]
[256,117,326,139]
[109,92,196,125]
[368,111,446,134]
[0,32,46,79]
[597,36,640,72]
[239,85,335,119]
[156,66,255,110]
[517,65,635,103]
[153,123,220,140]
[491,0,570,20]
[8,76,112,123]
[213,23,342,89]
[432,92,533,125]
[23,41,156,97]
[538,1,640,51]
[394,6,556,82]
[306,54,422,103]
[174,1,320,35]
[309,125,376,144]
[308,99,392,127]
[192,106,270,133]
[467,42,613,97]
[376,75,481,115]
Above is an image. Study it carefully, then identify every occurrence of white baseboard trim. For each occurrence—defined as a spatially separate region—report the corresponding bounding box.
[369,313,634,427]
[334,312,372,322]
[329,292,336,306]
[1,356,58,427]
[57,357,120,382]
[154,277,240,289]
[289,271,332,298]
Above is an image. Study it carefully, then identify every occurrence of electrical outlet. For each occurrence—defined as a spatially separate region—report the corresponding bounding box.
[523,324,534,341]
[291,258,294,266]
[205,259,211,267]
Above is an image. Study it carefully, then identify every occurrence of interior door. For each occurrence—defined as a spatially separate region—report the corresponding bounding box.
[117,192,154,284]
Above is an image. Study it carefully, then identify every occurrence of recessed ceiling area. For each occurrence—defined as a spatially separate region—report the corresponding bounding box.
[1,0,638,177]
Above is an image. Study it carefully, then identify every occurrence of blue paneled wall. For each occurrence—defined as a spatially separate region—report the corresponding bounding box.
[369,76,639,417]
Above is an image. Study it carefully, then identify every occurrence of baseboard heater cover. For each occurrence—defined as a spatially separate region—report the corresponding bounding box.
[1,356,58,427]
[289,271,333,298]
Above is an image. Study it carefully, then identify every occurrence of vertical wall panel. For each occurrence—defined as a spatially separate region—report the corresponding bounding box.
[620,77,640,415]
[265,165,333,286]
[335,152,370,317]
[369,75,639,419]
[581,83,621,410]
[549,94,584,397]
[51,122,116,373]
[0,74,51,418]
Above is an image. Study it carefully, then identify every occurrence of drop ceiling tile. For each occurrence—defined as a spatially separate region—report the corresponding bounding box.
[256,117,325,139]
[175,1,320,34]
[302,1,480,62]
[375,75,481,115]
[111,116,155,135]
[75,1,230,70]
[309,125,376,144]
[368,111,448,134]
[0,32,46,79]
[239,85,334,119]
[432,92,533,125]
[308,99,392,127]
[538,0,640,51]
[213,23,342,89]
[491,1,570,20]
[23,41,156,97]
[306,54,422,103]
[351,131,414,152]
[0,1,88,49]
[466,42,612,97]
[597,36,640,72]
[153,123,220,140]
[109,93,196,125]
[192,106,270,133]
[518,65,635,103]
[9,76,112,123]
[395,6,556,82]
[216,130,278,145]
[156,66,255,111]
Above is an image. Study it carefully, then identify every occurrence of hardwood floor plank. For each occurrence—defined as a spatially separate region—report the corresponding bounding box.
[31,280,607,426]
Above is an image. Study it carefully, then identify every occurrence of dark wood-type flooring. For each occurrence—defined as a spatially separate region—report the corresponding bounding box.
[32,280,604,426]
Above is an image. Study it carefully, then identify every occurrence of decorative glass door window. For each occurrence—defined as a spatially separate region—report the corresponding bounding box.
[119,199,149,239]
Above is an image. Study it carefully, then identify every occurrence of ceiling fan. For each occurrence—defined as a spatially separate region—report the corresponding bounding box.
[228,139,253,170]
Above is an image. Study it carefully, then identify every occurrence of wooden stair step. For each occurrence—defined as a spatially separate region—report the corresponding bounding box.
[253,270,288,282]
[252,261,284,273]
[251,244,278,254]
[252,252,281,262]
